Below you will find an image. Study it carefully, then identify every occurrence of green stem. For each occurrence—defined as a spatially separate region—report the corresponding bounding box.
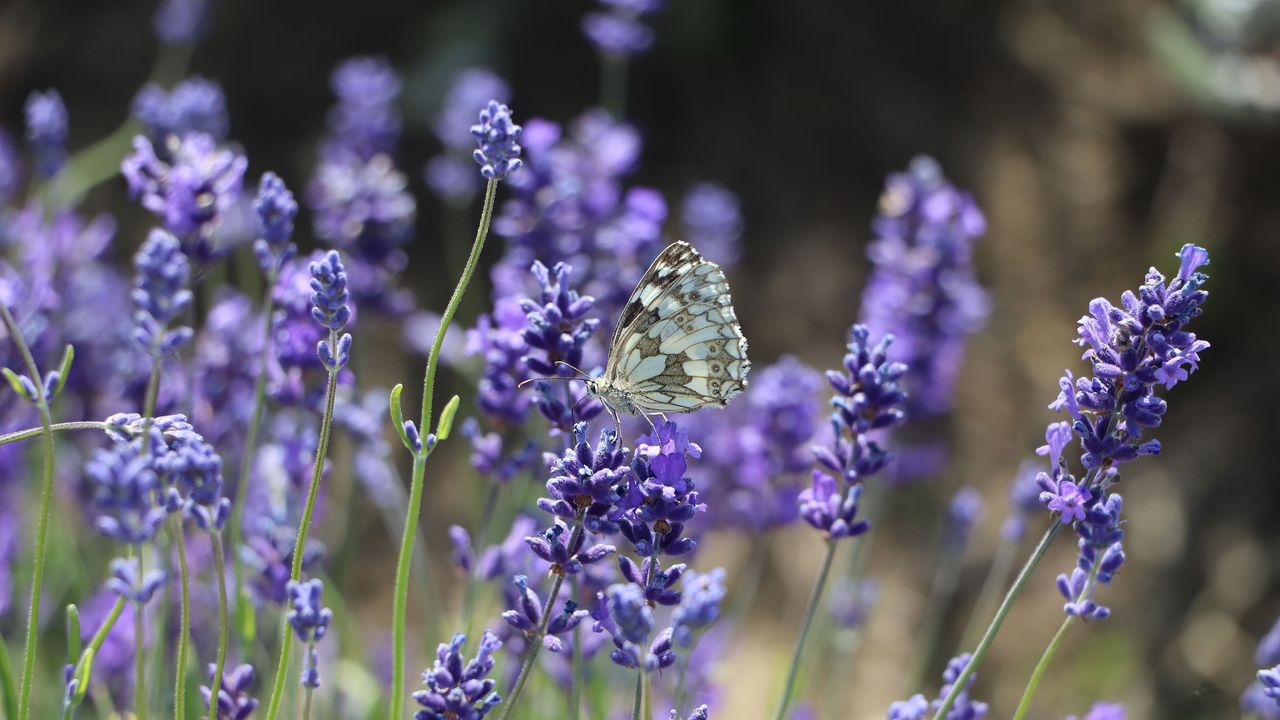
[602,56,629,118]
[303,683,314,720]
[263,337,341,720]
[494,521,582,720]
[230,277,277,647]
[1010,561,1101,720]
[390,176,498,720]
[570,576,584,720]
[673,652,690,719]
[772,539,837,720]
[630,670,644,720]
[134,549,147,720]
[0,420,107,446]
[1,302,57,720]
[171,517,192,718]
[208,531,230,720]
[0,627,18,720]
[929,520,1063,720]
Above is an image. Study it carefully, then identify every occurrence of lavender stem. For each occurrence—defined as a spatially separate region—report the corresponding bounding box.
[772,538,838,720]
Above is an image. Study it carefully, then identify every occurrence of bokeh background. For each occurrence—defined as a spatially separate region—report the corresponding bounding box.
[1,0,1278,718]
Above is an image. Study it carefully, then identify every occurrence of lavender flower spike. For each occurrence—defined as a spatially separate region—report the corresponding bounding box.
[309,250,354,371]
[132,229,194,357]
[200,663,258,720]
[412,631,503,720]
[472,100,523,180]
[25,89,69,177]
[254,171,299,274]
[1064,702,1127,720]
[286,579,333,688]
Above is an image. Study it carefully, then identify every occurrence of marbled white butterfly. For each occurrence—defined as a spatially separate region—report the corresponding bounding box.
[584,241,750,427]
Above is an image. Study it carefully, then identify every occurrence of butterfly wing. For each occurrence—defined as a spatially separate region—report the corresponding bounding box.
[605,241,749,413]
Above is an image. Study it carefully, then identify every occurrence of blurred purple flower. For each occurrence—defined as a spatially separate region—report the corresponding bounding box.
[131,76,228,144]
[200,662,258,720]
[154,0,210,45]
[1064,702,1127,720]
[24,89,68,178]
[412,631,503,720]
[253,171,298,274]
[0,128,22,206]
[502,574,588,653]
[326,56,402,160]
[122,133,247,263]
[681,182,743,268]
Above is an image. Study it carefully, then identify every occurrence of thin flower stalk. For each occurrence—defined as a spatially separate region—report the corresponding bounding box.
[1,302,59,720]
[208,530,230,720]
[1009,561,1103,720]
[0,421,109,445]
[772,539,838,720]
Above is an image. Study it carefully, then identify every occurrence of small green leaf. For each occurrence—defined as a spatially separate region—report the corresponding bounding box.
[66,605,81,663]
[436,395,461,441]
[73,648,94,704]
[389,383,415,452]
[0,368,28,400]
[53,344,74,398]
[236,586,256,646]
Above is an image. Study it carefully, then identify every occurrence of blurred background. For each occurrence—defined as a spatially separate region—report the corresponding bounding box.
[1,0,1278,718]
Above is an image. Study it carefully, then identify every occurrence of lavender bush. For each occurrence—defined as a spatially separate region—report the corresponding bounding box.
[0,3,1266,720]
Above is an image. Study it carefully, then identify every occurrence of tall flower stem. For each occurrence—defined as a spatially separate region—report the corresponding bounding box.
[0,420,107,445]
[570,576,585,720]
[207,530,231,720]
[263,331,342,720]
[133,548,147,720]
[1009,563,1100,720]
[0,627,17,720]
[630,670,644,720]
[229,277,278,645]
[389,176,498,720]
[929,520,1063,720]
[495,521,583,720]
[1,302,57,720]
[170,516,192,717]
[772,538,838,720]
[602,57,628,118]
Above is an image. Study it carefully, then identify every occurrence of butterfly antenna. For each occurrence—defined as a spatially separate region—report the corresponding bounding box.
[516,376,579,390]
[553,360,590,378]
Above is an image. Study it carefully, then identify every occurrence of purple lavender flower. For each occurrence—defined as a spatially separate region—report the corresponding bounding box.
[671,567,726,647]
[106,556,167,605]
[501,575,589,653]
[309,250,353,372]
[524,519,616,576]
[1260,667,1280,709]
[670,706,710,720]
[801,325,907,539]
[287,578,333,688]
[412,631,503,720]
[306,148,415,313]
[581,0,662,57]
[86,433,170,545]
[887,695,930,720]
[681,182,743,267]
[593,582,675,672]
[427,67,510,203]
[132,229,194,358]
[326,56,402,160]
[1055,493,1125,620]
[200,663,258,720]
[466,299,533,432]
[1049,243,1210,473]
[541,422,629,534]
[472,100,523,180]
[520,261,604,431]
[860,156,988,419]
[618,421,706,557]
[946,486,984,547]
[122,133,248,262]
[154,0,210,44]
[931,654,988,719]
[1259,619,1280,668]
[24,89,68,178]
[492,110,662,324]
[1064,702,1127,720]
[253,171,298,274]
[131,76,228,143]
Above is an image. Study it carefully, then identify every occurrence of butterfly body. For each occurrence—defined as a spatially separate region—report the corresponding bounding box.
[586,241,749,422]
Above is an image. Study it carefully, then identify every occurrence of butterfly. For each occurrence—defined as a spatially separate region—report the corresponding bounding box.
[583,241,750,429]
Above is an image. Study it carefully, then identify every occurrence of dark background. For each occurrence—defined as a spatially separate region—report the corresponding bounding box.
[2,0,1277,717]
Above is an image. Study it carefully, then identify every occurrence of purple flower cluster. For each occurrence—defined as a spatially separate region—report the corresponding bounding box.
[1049,244,1210,474]
[286,578,333,688]
[619,421,706,558]
[1055,493,1125,620]
[425,68,511,204]
[132,229,194,358]
[200,663,258,720]
[131,76,228,144]
[582,0,662,57]
[24,89,68,178]
[122,133,248,263]
[502,574,589,653]
[592,582,675,672]
[671,567,726,648]
[858,157,988,484]
[888,653,988,720]
[308,250,354,372]
[680,182,743,267]
[413,631,503,720]
[472,100,524,181]
[307,56,416,316]
[253,171,298,275]
[688,355,823,533]
[1064,702,1127,720]
[800,325,907,539]
[520,261,604,431]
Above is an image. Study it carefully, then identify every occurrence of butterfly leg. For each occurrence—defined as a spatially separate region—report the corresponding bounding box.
[609,408,623,439]
[639,411,658,436]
